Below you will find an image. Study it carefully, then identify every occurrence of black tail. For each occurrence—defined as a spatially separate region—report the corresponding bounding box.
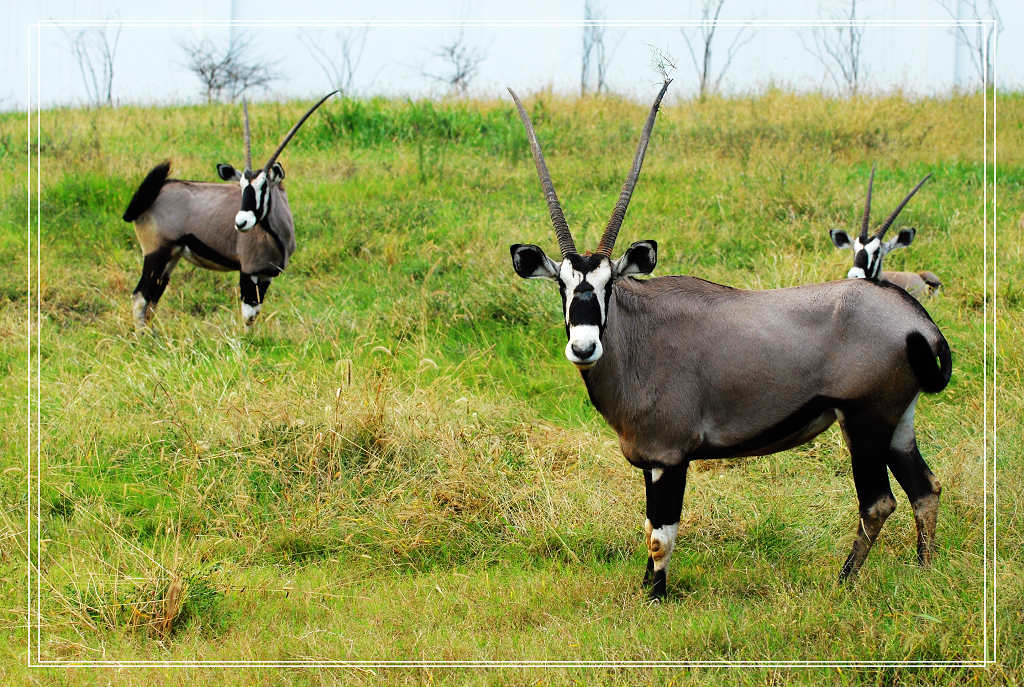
[122,161,171,222]
[919,271,942,290]
[907,331,952,393]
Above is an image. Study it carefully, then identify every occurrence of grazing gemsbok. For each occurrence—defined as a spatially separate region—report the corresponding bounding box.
[507,81,951,599]
[829,168,942,300]
[122,91,337,329]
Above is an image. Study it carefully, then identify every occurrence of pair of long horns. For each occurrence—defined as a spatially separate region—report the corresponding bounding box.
[860,165,932,242]
[241,90,338,175]
[509,80,672,258]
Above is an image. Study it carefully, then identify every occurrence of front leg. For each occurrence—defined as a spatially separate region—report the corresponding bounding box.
[642,463,688,600]
[239,273,271,327]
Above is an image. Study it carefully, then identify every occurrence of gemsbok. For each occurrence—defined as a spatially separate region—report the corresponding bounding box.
[507,81,952,599]
[829,167,942,300]
[122,91,337,329]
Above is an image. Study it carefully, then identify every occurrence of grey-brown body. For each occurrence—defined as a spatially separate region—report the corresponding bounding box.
[125,92,335,329]
[585,276,942,467]
[880,270,941,300]
[133,179,295,275]
[507,81,951,599]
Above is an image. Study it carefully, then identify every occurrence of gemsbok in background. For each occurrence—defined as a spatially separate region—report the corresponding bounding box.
[829,167,942,300]
[122,91,337,329]
[507,81,952,599]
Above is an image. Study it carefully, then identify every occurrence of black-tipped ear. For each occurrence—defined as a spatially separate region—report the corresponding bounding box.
[510,244,559,280]
[895,227,916,247]
[830,228,852,249]
[217,164,240,181]
[614,240,657,277]
[269,162,285,183]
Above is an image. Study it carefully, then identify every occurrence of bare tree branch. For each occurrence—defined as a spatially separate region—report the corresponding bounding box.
[935,0,1002,88]
[423,30,487,96]
[61,22,122,107]
[582,0,613,95]
[649,45,679,83]
[680,0,754,100]
[800,0,866,96]
[180,33,280,103]
[299,28,370,96]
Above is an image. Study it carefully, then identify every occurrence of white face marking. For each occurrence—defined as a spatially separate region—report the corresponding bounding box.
[890,393,919,452]
[235,172,266,232]
[650,468,664,483]
[235,210,257,232]
[559,258,613,367]
[565,324,602,367]
[850,237,885,279]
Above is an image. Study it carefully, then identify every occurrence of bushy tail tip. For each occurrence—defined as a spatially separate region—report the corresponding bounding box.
[907,331,952,394]
[122,161,171,222]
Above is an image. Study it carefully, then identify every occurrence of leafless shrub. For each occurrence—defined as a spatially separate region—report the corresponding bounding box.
[936,0,1002,88]
[61,23,122,107]
[681,0,754,101]
[581,0,610,95]
[800,0,867,97]
[299,27,371,96]
[180,33,280,103]
[423,30,487,96]
[649,45,679,83]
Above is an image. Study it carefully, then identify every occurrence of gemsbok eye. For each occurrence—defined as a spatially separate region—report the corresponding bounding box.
[508,80,951,601]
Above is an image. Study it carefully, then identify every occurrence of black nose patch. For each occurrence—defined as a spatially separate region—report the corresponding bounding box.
[568,287,601,326]
[241,185,257,212]
[854,249,868,270]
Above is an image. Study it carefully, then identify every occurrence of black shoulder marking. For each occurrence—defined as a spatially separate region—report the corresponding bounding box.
[178,234,241,271]
[692,395,843,458]
[122,161,171,222]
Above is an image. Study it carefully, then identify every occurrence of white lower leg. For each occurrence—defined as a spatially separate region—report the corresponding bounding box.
[645,518,680,572]
[241,302,261,326]
[132,292,148,329]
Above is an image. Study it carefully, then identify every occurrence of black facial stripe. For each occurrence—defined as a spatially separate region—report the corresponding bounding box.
[853,249,868,270]
[241,185,257,212]
[568,288,602,326]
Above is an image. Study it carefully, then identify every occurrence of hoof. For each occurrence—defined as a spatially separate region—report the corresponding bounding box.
[649,569,666,600]
[642,556,654,586]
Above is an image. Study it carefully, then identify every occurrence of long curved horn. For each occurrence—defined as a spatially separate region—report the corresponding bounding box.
[860,164,876,242]
[876,174,932,239]
[242,97,252,173]
[508,88,577,258]
[262,90,338,174]
[596,79,672,258]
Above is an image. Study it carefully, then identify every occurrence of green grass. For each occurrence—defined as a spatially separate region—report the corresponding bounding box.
[0,90,1021,686]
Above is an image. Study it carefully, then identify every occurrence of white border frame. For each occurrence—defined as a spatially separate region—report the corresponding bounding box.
[24,16,1000,670]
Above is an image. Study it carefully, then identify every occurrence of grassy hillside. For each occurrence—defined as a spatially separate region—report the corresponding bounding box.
[0,90,1021,685]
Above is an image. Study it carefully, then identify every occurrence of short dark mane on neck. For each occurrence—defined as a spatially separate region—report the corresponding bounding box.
[613,275,736,317]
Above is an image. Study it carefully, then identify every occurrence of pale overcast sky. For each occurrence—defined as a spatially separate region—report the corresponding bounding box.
[3,0,1017,110]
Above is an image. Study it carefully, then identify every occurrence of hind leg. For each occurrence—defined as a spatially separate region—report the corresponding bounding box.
[837,413,898,581]
[132,244,181,330]
[886,395,942,565]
